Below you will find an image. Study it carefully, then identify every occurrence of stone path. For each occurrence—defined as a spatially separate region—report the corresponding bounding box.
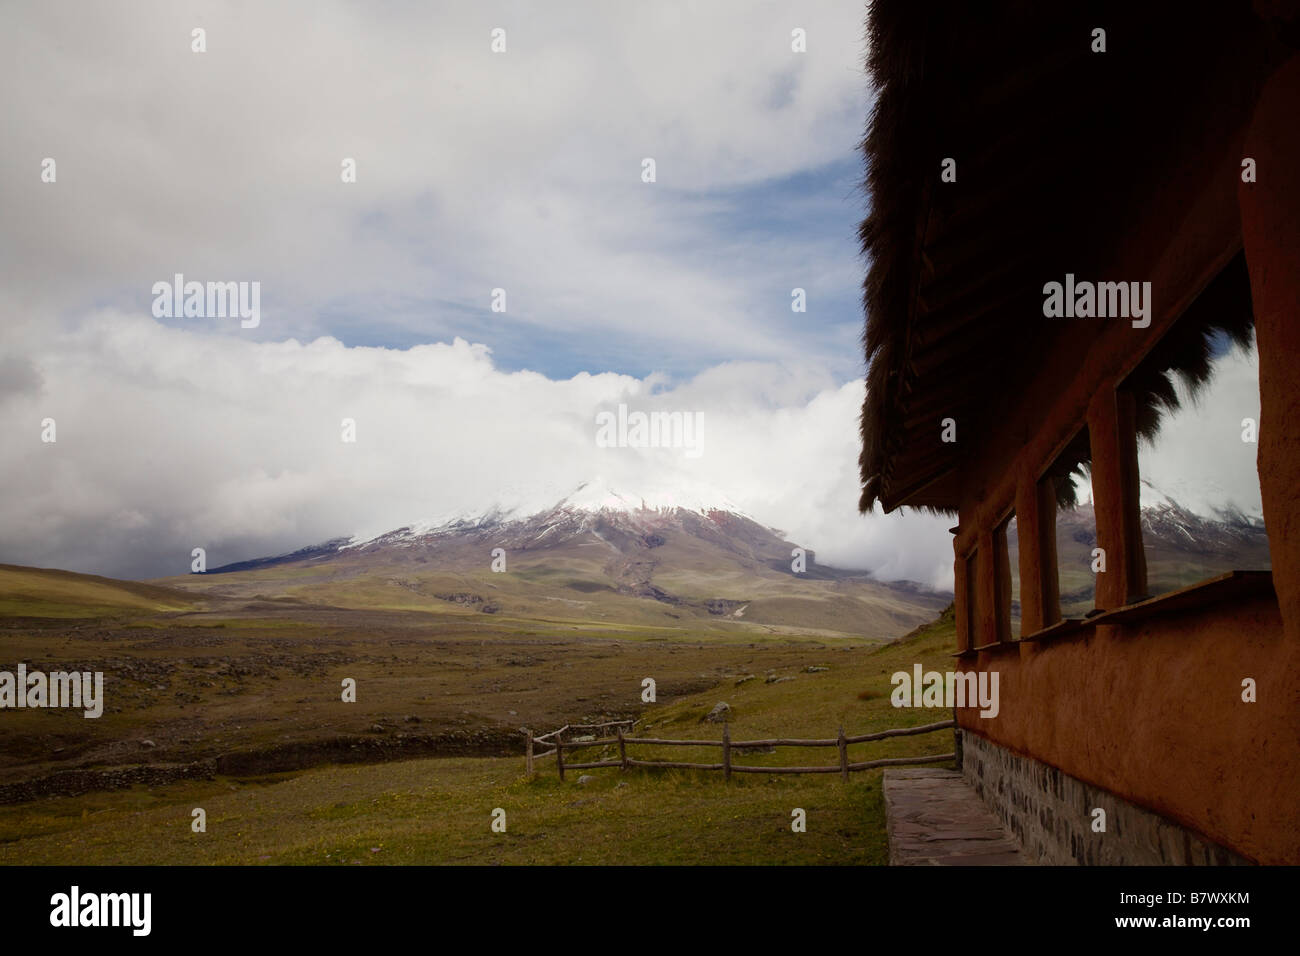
[883,768,1026,865]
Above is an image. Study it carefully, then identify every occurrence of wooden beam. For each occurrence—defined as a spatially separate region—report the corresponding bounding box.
[1037,476,1062,628]
[993,519,1013,642]
[1087,387,1147,609]
[1015,475,1044,636]
[976,529,997,646]
[1117,388,1148,603]
[955,549,973,653]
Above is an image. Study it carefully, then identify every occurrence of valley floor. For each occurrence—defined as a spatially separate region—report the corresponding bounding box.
[0,576,958,865]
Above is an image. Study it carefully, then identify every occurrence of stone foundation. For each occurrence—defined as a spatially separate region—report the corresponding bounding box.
[960,730,1251,865]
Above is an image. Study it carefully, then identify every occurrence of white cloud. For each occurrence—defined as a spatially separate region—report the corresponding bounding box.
[6,321,1261,587]
[1054,342,1265,526]
[1135,342,1264,518]
[0,314,959,585]
[0,0,871,366]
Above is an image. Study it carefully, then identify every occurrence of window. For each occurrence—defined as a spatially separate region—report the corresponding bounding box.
[1122,253,1269,598]
[959,548,978,651]
[1044,427,1094,620]
[999,512,1020,639]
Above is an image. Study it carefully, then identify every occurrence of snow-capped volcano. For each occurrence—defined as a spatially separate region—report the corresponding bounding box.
[1135,479,1267,558]
[1072,472,1264,527]
[340,477,751,550]
[199,478,950,640]
[1138,478,1264,526]
[1040,475,1271,608]
[551,478,746,517]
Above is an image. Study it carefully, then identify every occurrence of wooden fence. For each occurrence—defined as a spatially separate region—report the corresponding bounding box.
[524,718,955,781]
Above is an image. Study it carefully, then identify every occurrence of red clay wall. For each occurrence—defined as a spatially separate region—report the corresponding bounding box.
[1242,53,1300,647]
[957,597,1298,864]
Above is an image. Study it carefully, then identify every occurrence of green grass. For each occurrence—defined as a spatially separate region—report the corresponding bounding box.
[0,762,890,865]
[0,565,198,617]
[0,609,957,865]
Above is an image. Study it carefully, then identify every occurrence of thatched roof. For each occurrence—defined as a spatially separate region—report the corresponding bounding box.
[857,1,1277,514]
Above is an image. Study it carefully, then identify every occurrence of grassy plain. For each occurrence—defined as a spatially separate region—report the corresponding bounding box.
[0,565,957,865]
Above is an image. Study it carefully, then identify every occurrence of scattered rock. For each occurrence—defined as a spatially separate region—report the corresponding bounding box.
[705,598,748,616]
[734,674,756,685]
[577,774,596,786]
[404,715,421,723]
[701,701,731,723]
[435,591,484,607]
[369,724,386,734]
[508,710,518,716]
[766,676,795,684]
[805,666,830,673]
[139,739,156,749]
[615,781,629,789]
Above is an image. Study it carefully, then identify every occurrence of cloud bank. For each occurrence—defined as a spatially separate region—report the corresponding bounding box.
[0,315,956,584]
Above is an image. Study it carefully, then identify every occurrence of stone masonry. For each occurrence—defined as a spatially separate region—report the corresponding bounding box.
[960,730,1252,865]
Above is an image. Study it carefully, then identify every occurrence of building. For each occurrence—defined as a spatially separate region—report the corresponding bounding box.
[858,0,1299,864]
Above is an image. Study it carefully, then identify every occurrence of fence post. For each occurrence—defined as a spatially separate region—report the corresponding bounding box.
[618,725,627,771]
[555,729,565,781]
[525,729,534,777]
[838,725,848,781]
[722,722,731,782]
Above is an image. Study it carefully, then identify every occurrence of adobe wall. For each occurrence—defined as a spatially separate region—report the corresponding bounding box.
[1241,53,1300,646]
[956,595,1299,864]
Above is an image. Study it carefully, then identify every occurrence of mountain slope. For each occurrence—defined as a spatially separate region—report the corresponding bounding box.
[1009,478,1271,621]
[160,483,949,640]
[0,564,201,618]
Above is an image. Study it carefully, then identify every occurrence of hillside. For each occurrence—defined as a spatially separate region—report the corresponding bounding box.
[1007,480,1271,623]
[0,564,201,618]
[153,482,949,641]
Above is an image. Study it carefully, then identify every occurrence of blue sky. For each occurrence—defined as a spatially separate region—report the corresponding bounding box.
[306,155,869,381]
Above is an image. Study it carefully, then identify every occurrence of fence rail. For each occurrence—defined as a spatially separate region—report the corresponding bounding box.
[523,718,955,781]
